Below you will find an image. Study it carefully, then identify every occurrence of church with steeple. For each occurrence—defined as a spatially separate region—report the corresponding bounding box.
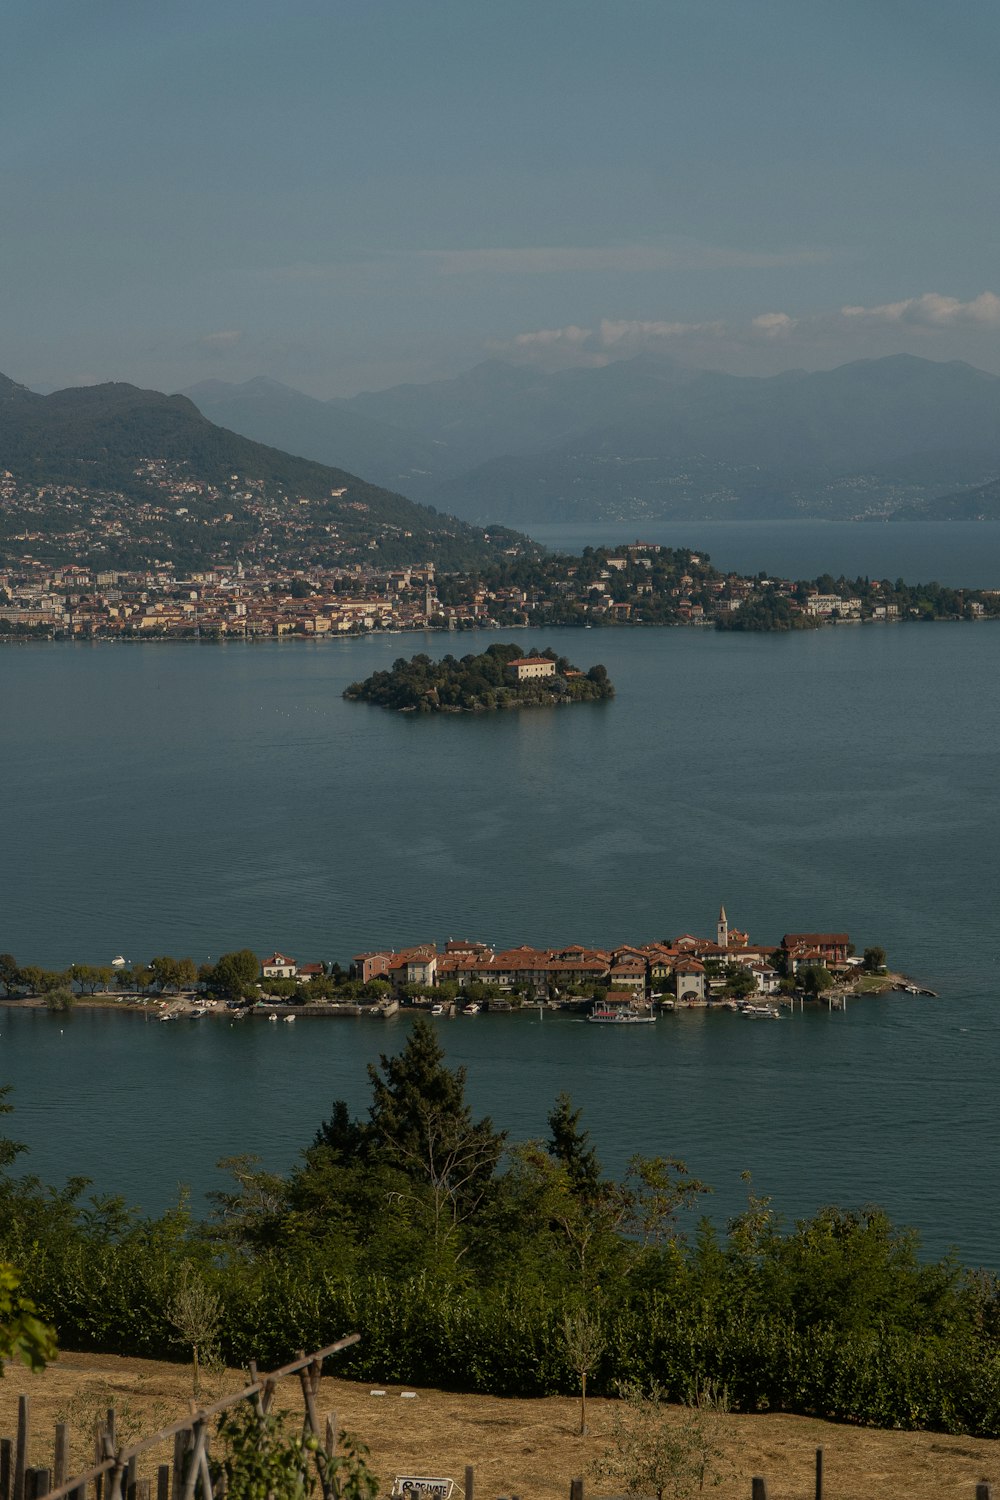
[716,904,749,951]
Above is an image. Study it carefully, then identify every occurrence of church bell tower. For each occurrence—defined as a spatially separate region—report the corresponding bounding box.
[717,904,728,949]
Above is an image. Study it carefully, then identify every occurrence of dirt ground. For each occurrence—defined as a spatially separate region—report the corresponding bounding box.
[0,1350,996,1500]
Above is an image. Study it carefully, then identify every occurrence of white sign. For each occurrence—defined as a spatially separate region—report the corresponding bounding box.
[392,1480,454,1500]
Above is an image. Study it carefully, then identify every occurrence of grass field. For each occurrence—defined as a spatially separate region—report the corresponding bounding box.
[0,1352,996,1500]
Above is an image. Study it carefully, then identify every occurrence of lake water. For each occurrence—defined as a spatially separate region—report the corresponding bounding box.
[2,522,999,1264]
[528,518,1000,588]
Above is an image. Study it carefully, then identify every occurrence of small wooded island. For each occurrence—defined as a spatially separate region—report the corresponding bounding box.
[344,643,615,712]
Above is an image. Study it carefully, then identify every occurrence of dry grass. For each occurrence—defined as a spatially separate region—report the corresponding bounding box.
[0,1351,996,1500]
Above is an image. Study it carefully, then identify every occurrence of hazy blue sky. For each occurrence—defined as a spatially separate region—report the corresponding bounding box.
[5,0,1000,395]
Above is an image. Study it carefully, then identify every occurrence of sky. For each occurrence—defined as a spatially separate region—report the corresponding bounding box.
[4,0,1000,397]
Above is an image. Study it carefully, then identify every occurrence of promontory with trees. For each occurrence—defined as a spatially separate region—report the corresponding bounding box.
[343,644,614,713]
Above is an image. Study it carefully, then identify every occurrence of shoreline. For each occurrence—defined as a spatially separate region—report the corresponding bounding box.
[0,969,933,1020]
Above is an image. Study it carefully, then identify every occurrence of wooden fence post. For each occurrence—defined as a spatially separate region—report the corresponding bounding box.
[751,1480,769,1500]
[34,1472,51,1499]
[815,1446,823,1500]
[14,1396,30,1500]
[569,1479,584,1500]
[53,1428,68,1491]
[170,1430,186,1500]
[975,1484,993,1500]
[156,1465,169,1500]
[464,1466,474,1500]
[1,1436,12,1500]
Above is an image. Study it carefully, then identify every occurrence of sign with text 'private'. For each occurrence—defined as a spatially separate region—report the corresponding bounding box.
[392,1481,454,1500]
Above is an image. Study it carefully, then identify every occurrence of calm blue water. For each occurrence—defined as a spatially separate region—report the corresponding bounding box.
[2,530,999,1264]
[527,519,1000,588]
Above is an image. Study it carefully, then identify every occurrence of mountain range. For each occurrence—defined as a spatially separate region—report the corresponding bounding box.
[184,355,1000,525]
[0,373,529,569]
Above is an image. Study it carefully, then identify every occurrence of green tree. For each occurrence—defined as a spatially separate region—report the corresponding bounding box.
[547,1092,601,1199]
[210,950,260,1001]
[800,965,834,995]
[366,1019,506,1260]
[0,955,19,996]
[562,1309,605,1435]
[0,1264,56,1375]
[150,955,182,991]
[167,1262,222,1398]
[45,988,76,1013]
[594,1384,726,1500]
[863,946,887,972]
[722,965,755,998]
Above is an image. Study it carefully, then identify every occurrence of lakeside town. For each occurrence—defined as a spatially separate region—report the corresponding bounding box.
[4,504,1000,639]
[0,909,917,1022]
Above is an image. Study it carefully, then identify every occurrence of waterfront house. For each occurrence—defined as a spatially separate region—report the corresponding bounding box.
[508,656,556,681]
[352,950,394,984]
[391,945,438,987]
[782,932,851,966]
[673,959,707,1002]
[297,962,326,982]
[261,952,297,980]
[607,958,647,993]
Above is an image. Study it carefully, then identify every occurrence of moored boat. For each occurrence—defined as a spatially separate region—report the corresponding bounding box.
[586,1004,655,1024]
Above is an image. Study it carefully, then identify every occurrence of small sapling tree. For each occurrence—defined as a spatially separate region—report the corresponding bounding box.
[168,1262,222,1398]
[563,1308,605,1435]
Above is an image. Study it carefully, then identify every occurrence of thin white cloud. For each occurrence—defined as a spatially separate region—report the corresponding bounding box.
[599,317,725,344]
[201,329,242,347]
[427,241,830,276]
[841,292,1000,328]
[512,325,592,348]
[751,312,798,337]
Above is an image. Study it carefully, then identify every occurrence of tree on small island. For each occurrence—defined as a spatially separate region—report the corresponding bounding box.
[343,643,615,713]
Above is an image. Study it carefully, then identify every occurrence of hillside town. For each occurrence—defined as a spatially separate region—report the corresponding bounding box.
[4,519,998,639]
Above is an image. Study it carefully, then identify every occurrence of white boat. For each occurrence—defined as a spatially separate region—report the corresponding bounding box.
[268,1013,278,1022]
[463,1003,481,1015]
[740,1003,782,1019]
[111,955,126,968]
[158,1011,175,1023]
[283,1014,295,1023]
[430,1003,445,1016]
[586,1005,655,1025]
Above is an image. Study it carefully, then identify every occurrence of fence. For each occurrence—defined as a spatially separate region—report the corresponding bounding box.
[0,1336,359,1500]
[1,1354,995,1500]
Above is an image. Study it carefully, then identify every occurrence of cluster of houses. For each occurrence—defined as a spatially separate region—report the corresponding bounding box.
[261,909,853,1007]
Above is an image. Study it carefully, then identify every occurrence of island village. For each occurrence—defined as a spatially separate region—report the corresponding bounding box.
[2,908,911,1020]
[247,908,882,1021]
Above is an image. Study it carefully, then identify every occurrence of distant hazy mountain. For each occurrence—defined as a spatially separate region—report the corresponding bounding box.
[0,374,527,567]
[184,355,1000,525]
[344,354,698,473]
[183,377,446,500]
[427,355,1000,523]
[889,476,1000,521]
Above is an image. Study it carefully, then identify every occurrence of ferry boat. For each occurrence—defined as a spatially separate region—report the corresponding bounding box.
[740,1002,782,1019]
[586,1004,655,1025]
